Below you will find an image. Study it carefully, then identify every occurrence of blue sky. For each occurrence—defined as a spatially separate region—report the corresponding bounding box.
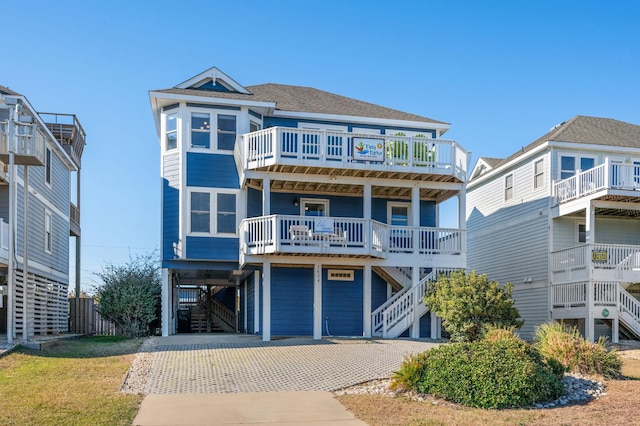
[2,1,638,291]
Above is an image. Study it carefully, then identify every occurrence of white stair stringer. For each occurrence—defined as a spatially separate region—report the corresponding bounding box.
[618,285,640,339]
[372,268,455,338]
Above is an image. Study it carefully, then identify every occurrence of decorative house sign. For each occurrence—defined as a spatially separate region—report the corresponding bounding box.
[352,137,384,162]
[592,250,608,262]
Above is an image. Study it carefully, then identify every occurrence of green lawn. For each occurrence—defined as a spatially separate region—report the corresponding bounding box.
[0,336,143,426]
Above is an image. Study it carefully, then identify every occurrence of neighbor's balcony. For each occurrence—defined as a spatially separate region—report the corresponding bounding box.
[239,214,466,266]
[0,121,46,166]
[551,243,640,285]
[554,160,640,205]
[39,113,86,168]
[236,127,468,181]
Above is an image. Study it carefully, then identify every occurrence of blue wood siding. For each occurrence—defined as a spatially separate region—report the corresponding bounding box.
[270,193,363,217]
[246,275,255,334]
[371,271,388,310]
[322,269,363,336]
[215,287,236,312]
[186,236,239,260]
[419,312,432,338]
[186,153,239,188]
[271,267,313,336]
[262,116,437,137]
[371,198,436,226]
[247,188,262,218]
[162,152,180,262]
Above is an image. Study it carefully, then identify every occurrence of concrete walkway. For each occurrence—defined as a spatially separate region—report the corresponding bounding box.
[133,334,439,425]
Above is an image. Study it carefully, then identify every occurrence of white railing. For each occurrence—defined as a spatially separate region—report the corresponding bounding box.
[551,282,587,308]
[593,282,617,306]
[619,286,640,336]
[0,219,8,261]
[554,160,640,204]
[240,215,465,258]
[241,127,469,180]
[551,243,640,275]
[210,298,236,330]
[0,121,46,164]
[372,268,457,338]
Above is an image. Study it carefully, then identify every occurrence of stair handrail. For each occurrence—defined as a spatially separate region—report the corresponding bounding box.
[618,285,640,333]
[210,298,236,329]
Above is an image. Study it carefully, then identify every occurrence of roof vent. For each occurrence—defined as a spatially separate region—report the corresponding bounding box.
[550,121,566,131]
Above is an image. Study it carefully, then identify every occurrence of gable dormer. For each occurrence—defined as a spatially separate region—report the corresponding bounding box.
[175,67,251,94]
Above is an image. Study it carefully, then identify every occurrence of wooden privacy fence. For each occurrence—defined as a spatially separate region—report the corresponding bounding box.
[68,297,121,336]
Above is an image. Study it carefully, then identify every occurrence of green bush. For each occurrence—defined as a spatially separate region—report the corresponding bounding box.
[534,322,622,379]
[391,338,564,409]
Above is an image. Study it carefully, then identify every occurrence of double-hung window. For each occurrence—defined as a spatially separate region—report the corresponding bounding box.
[44,210,53,253]
[45,147,52,186]
[534,159,544,189]
[217,115,236,150]
[191,113,210,148]
[216,193,236,233]
[190,192,210,233]
[165,113,177,150]
[505,174,514,201]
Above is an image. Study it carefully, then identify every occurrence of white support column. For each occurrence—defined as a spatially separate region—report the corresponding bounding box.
[363,264,372,338]
[262,261,271,341]
[411,186,420,226]
[254,270,260,333]
[430,312,440,339]
[263,178,271,215]
[586,200,595,243]
[161,268,170,337]
[313,263,322,340]
[409,266,420,339]
[243,279,248,333]
[363,183,372,220]
[612,317,619,344]
[458,185,467,230]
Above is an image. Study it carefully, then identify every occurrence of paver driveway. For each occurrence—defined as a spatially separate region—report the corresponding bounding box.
[144,334,439,394]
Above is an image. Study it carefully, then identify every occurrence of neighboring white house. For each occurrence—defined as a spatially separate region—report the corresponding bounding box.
[149,66,470,341]
[467,115,640,342]
[0,86,85,342]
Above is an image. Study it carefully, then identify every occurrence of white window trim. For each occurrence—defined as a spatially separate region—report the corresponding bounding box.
[44,147,52,188]
[504,173,514,202]
[186,106,240,154]
[189,111,212,150]
[44,209,53,254]
[187,188,241,237]
[386,129,434,138]
[558,153,597,180]
[298,122,348,132]
[387,202,412,226]
[300,198,330,217]
[576,221,586,244]
[164,112,179,153]
[533,158,545,190]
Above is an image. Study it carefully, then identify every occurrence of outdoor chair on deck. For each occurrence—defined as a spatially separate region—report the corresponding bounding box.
[289,225,312,245]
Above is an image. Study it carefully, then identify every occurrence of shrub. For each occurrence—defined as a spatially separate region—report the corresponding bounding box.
[424,270,524,342]
[95,252,161,338]
[392,337,564,409]
[534,321,622,379]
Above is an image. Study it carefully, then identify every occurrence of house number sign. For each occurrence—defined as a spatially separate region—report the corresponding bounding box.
[602,308,609,318]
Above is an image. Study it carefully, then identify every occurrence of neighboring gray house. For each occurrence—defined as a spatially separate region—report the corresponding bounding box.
[467,116,640,342]
[0,86,84,341]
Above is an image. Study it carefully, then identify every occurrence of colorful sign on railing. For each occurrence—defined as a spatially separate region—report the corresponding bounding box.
[352,137,384,162]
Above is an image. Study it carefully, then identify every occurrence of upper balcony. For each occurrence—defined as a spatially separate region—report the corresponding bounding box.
[0,120,46,166]
[239,214,466,268]
[39,113,86,168]
[553,161,640,210]
[235,127,469,185]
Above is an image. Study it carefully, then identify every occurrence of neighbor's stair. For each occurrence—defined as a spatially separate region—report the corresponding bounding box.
[618,285,640,339]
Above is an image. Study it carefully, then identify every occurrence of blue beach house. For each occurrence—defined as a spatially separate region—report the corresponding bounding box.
[149,67,469,340]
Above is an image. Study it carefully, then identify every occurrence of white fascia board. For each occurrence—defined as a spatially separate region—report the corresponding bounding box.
[149,91,275,110]
[547,140,640,155]
[149,94,162,139]
[175,66,251,94]
[244,170,463,191]
[468,142,551,190]
[271,110,451,133]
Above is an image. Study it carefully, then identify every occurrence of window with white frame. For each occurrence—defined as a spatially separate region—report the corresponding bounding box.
[534,159,544,189]
[249,121,261,133]
[388,202,411,226]
[301,198,329,217]
[165,113,177,150]
[505,174,514,201]
[560,155,595,180]
[577,222,587,243]
[189,189,238,236]
[191,112,210,148]
[45,209,53,253]
[45,147,52,186]
[217,115,236,150]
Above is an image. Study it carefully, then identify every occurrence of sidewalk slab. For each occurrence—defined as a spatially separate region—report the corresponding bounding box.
[132,391,366,425]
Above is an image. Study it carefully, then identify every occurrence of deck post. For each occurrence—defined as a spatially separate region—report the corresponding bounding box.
[262,261,271,342]
[363,264,372,338]
[313,263,322,339]
[254,270,260,333]
[409,266,420,339]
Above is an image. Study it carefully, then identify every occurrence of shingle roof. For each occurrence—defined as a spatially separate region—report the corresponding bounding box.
[153,83,448,125]
[479,157,504,168]
[0,85,21,96]
[496,115,640,168]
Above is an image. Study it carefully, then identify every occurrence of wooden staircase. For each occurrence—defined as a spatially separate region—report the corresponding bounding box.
[187,287,237,333]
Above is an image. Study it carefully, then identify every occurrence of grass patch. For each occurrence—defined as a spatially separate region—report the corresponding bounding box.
[0,335,143,426]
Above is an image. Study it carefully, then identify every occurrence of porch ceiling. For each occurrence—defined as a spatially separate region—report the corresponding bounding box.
[245,165,459,201]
